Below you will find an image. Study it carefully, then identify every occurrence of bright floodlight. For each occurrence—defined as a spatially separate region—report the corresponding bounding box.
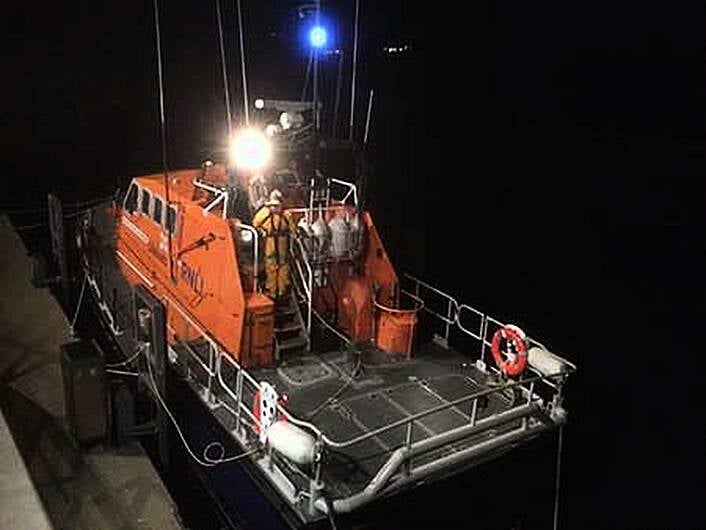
[254,98,265,109]
[309,26,327,48]
[265,124,279,137]
[229,128,272,171]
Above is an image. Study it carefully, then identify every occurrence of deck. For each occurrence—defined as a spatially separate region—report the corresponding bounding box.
[210,340,538,501]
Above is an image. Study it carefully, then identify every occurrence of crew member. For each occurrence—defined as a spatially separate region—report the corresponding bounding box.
[252,190,295,299]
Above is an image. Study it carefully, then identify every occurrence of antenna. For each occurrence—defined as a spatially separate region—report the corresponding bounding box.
[363,89,374,145]
[301,49,314,101]
[235,0,250,126]
[312,0,321,132]
[332,49,345,137]
[214,0,233,138]
[151,0,175,282]
[348,0,360,142]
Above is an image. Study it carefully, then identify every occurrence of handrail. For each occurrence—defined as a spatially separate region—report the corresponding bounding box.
[285,205,356,216]
[403,273,577,371]
[377,289,424,314]
[180,340,215,376]
[214,341,561,453]
[317,371,563,449]
[329,178,358,208]
[317,412,554,515]
[217,352,325,439]
[294,176,360,226]
[194,179,229,220]
[238,223,259,293]
[314,403,545,515]
[291,236,313,334]
[215,353,261,428]
[292,237,313,296]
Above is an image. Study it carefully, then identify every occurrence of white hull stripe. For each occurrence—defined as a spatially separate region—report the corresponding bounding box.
[116,249,154,288]
[122,216,149,244]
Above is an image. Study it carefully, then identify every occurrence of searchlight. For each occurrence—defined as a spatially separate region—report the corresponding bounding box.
[229,128,272,171]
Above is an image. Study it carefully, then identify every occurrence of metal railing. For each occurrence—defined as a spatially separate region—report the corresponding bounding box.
[162,273,575,518]
[165,294,220,404]
[237,223,259,293]
[191,179,260,293]
[209,346,564,516]
[290,236,313,335]
[194,178,229,220]
[403,273,577,382]
[302,176,359,223]
[329,178,358,208]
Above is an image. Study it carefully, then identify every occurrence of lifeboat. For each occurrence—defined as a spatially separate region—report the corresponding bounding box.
[77,120,576,526]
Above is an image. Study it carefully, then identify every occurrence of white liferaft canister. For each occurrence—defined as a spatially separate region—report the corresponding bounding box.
[311,213,330,256]
[297,216,314,254]
[328,214,349,258]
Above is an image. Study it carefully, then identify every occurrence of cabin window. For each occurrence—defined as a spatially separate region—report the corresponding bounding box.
[124,183,138,214]
[140,189,151,215]
[153,197,163,225]
[167,205,177,234]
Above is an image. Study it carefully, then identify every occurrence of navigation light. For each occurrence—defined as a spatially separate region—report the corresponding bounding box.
[309,26,328,49]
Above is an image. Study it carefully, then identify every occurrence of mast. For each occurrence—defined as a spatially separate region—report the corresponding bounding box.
[332,49,345,137]
[215,0,233,139]
[313,0,321,133]
[348,0,360,142]
[363,88,374,145]
[152,0,175,282]
[235,0,250,126]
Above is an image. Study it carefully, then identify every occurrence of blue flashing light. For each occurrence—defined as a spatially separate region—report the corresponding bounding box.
[309,26,328,49]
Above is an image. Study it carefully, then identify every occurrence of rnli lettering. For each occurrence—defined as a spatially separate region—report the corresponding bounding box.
[177,259,204,295]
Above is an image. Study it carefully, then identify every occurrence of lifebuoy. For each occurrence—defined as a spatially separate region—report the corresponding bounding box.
[253,384,288,439]
[491,324,528,377]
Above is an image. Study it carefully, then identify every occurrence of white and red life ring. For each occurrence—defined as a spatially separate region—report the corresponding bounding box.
[491,324,528,377]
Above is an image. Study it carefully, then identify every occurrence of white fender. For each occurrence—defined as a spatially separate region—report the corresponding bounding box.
[527,347,566,376]
[267,421,316,466]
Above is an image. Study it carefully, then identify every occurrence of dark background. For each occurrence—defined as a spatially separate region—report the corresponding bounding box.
[3,0,704,528]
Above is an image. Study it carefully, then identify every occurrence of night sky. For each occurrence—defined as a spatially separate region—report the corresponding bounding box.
[3,0,705,528]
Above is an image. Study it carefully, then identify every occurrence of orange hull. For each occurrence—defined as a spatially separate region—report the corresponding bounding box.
[111,163,415,368]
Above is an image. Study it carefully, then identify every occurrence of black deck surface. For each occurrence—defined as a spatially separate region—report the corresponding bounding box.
[249,341,522,497]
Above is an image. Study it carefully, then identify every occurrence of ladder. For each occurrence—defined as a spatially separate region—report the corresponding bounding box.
[274,291,310,359]
[308,176,330,219]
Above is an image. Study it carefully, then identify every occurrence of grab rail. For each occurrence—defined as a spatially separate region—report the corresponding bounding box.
[329,178,358,208]
[402,273,577,372]
[238,223,259,293]
[290,236,313,334]
[194,179,229,220]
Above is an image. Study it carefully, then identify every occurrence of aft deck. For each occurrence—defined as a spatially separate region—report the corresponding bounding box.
[183,325,566,522]
[247,341,534,498]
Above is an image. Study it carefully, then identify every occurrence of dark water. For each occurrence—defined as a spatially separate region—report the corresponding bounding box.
[4,1,704,528]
